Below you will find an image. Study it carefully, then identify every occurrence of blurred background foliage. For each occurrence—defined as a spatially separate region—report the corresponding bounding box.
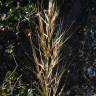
[0,0,36,28]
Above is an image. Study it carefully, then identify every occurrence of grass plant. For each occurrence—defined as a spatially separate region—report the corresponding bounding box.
[29,0,66,96]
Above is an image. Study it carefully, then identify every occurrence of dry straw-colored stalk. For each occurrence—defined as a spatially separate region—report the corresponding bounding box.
[30,0,66,96]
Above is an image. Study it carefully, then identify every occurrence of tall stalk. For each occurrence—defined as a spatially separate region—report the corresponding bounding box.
[31,0,64,96]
